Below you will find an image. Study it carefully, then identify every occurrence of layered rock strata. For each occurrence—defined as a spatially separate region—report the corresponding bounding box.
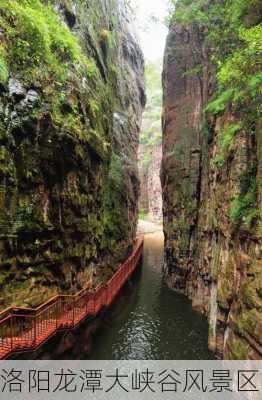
[162,14,261,359]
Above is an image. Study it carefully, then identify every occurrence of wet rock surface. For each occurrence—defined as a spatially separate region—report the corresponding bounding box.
[0,0,144,308]
[162,22,261,359]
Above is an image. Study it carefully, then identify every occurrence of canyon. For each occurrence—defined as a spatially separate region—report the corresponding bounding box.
[0,0,261,361]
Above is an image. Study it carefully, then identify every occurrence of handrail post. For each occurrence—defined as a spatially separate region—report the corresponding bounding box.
[34,314,37,345]
[56,298,59,329]
[10,315,13,350]
[72,297,75,326]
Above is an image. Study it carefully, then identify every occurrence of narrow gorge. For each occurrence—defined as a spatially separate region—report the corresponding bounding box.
[138,62,163,222]
[0,0,261,362]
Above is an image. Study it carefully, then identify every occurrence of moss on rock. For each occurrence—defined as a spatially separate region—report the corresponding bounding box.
[0,0,144,307]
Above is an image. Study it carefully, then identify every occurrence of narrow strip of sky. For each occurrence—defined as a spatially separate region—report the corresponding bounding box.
[130,0,169,63]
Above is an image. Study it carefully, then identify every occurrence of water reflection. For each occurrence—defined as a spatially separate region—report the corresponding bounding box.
[88,231,213,360]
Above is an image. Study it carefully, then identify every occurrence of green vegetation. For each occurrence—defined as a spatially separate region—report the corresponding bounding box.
[139,61,162,168]
[230,166,258,226]
[139,208,148,220]
[169,0,261,225]
[170,0,261,141]
[0,0,114,150]
[229,336,249,359]
[0,0,96,84]
[142,152,151,168]
[212,122,242,168]
[102,153,129,248]
[0,0,124,306]
[0,46,8,84]
[100,29,116,50]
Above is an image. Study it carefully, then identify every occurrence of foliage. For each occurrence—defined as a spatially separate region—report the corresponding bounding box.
[139,61,162,171]
[0,46,8,84]
[0,0,114,156]
[230,192,258,226]
[139,61,162,148]
[205,90,234,114]
[216,24,262,111]
[230,166,258,225]
[212,122,242,167]
[102,153,129,247]
[170,0,261,113]
[182,64,203,78]
[0,0,96,85]
[168,0,219,29]
[142,151,151,168]
[100,29,110,41]
[169,0,261,226]
[108,153,123,187]
[100,29,116,51]
[221,123,242,151]
[139,208,148,220]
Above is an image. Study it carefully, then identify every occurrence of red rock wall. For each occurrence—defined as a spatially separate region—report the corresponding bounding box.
[138,143,162,222]
[162,23,262,359]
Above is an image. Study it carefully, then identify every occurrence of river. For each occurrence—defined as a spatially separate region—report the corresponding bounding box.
[87,225,213,360]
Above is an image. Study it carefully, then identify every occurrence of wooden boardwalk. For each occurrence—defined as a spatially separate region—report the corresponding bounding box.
[0,238,143,359]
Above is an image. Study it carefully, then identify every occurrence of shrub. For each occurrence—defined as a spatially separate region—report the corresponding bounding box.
[0,0,95,84]
[139,209,148,220]
[230,168,258,226]
[0,56,8,84]
[212,122,242,168]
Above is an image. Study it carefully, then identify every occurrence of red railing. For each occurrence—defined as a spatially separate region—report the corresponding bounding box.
[0,237,144,359]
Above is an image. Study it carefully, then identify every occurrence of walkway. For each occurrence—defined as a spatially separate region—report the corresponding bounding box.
[0,237,143,359]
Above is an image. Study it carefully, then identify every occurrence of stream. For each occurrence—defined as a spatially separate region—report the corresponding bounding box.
[87,226,214,359]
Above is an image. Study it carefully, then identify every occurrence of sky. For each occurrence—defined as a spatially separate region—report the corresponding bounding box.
[130,0,169,63]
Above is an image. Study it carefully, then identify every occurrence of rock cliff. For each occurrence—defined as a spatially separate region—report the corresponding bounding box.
[162,0,261,359]
[138,143,162,221]
[0,0,144,307]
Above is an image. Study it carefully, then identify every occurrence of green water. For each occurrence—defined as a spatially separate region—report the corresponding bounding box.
[88,231,214,360]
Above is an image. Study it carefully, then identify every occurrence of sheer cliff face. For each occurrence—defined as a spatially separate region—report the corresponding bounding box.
[162,23,261,359]
[138,143,163,221]
[0,0,144,307]
[103,8,145,248]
